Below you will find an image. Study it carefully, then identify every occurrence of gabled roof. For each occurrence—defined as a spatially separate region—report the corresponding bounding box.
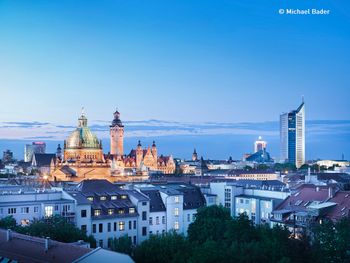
[140,189,166,212]
[32,153,56,167]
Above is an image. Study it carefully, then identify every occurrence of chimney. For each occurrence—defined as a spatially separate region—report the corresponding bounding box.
[6,229,12,241]
[328,186,335,199]
[305,167,311,183]
[45,237,50,252]
[316,186,320,192]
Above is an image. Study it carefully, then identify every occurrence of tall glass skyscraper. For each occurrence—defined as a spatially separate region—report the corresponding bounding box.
[280,101,305,168]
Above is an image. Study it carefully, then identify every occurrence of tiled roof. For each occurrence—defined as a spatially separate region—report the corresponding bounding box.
[0,229,91,263]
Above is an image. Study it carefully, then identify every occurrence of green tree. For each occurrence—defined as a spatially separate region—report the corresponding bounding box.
[17,215,96,246]
[109,235,133,255]
[0,216,17,229]
[188,205,232,245]
[133,231,189,263]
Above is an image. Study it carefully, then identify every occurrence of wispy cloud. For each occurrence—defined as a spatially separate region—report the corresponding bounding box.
[0,119,349,141]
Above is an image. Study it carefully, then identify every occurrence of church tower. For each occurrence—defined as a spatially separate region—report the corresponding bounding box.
[110,109,124,155]
[192,148,198,161]
[136,140,143,168]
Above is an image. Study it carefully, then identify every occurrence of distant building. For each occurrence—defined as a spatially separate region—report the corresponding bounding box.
[254,136,267,153]
[2,150,14,164]
[207,180,289,224]
[271,184,350,237]
[280,101,305,168]
[0,185,75,226]
[24,142,46,162]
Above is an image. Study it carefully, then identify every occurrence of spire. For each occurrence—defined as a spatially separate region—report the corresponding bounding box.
[81,107,85,117]
[137,140,142,147]
[152,140,156,147]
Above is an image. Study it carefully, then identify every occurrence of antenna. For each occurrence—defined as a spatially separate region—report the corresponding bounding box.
[301,95,304,103]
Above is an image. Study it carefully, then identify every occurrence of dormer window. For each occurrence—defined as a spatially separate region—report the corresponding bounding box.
[118,209,125,214]
[100,196,107,201]
[121,195,127,200]
[111,196,117,200]
[87,197,94,201]
[129,208,135,214]
[108,209,114,215]
[94,209,101,216]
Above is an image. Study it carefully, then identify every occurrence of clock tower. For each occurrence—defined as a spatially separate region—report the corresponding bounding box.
[110,109,124,155]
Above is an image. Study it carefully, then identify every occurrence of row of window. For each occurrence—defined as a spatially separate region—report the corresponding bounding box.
[2,205,71,216]
[149,216,166,225]
[90,220,137,234]
[91,207,135,217]
[87,195,128,202]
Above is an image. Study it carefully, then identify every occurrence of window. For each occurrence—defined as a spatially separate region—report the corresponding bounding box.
[129,208,135,214]
[108,209,114,215]
[156,216,159,225]
[21,219,29,226]
[87,196,94,201]
[94,209,101,216]
[63,205,71,212]
[192,214,196,222]
[133,220,137,229]
[34,206,39,213]
[119,221,125,231]
[174,208,179,216]
[111,195,117,200]
[44,206,53,217]
[245,199,249,204]
[99,223,103,233]
[121,195,127,200]
[100,196,106,201]
[129,221,132,230]
[174,221,179,230]
[133,236,136,245]
[114,222,117,231]
[54,205,59,211]
[187,214,190,222]
[108,222,111,232]
[81,210,87,218]
[149,231,153,235]
[142,201,147,206]
[118,209,124,214]
[81,225,87,232]
[149,217,153,225]
[8,208,16,214]
[0,208,3,214]
[174,196,179,203]
[142,211,147,220]
[142,227,147,236]
[240,199,243,204]
[162,216,165,224]
[92,224,96,233]
[99,240,103,247]
[21,207,29,214]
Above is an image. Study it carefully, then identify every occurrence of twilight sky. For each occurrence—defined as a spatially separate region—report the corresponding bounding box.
[0,0,349,160]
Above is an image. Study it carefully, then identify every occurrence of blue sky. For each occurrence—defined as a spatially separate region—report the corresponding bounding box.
[0,0,349,159]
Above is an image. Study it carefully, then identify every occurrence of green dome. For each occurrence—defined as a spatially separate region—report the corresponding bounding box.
[65,113,101,149]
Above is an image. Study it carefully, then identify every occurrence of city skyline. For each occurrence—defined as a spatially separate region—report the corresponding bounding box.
[1,0,350,161]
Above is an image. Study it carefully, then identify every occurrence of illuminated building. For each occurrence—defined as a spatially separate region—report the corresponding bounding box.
[254,136,267,153]
[280,101,305,168]
[24,142,46,162]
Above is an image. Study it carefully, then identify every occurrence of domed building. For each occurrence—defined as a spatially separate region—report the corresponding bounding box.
[51,110,111,181]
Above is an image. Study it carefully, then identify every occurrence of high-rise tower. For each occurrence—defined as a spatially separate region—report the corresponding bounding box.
[280,100,305,168]
[110,109,124,155]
